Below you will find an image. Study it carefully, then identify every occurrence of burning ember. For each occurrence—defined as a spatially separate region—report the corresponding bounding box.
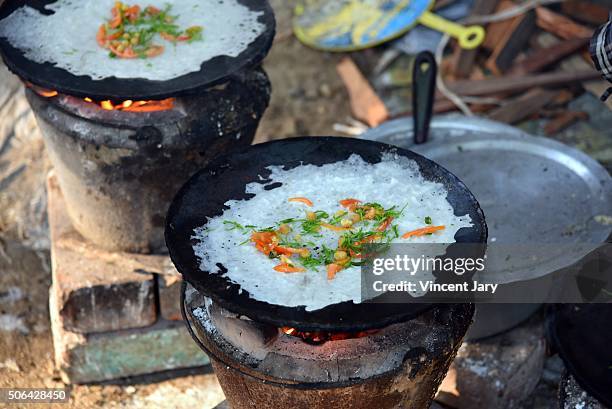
[281,326,379,345]
[89,97,174,112]
[28,83,174,112]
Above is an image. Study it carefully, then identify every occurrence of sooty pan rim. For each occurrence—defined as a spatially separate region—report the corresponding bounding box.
[0,0,275,100]
[165,136,487,331]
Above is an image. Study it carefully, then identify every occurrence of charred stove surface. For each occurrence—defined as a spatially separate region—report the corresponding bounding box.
[185,285,474,409]
[27,67,271,253]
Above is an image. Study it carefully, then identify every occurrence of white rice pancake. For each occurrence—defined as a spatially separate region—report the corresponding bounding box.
[0,0,265,81]
[192,154,473,311]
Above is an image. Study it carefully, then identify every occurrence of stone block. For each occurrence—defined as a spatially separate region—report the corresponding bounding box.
[50,286,210,384]
[158,261,183,321]
[48,173,159,334]
[437,316,546,409]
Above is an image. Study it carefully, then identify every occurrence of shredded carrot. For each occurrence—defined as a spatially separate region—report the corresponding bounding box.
[160,32,191,42]
[251,231,278,256]
[107,29,124,41]
[109,45,137,59]
[402,225,445,239]
[339,198,361,211]
[356,234,381,246]
[254,241,276,256]
[376,217,393,232]
[274,264,306,273]
[97,25,108,47]
[145,45,165,58]
[321,223,350,232]
[160,32,177,41]
[274,246,305,256]
[327,263,343,280]
[251,231,277,243]
[145,5,161,15]
[109,6,123,28]
[288,197,313,207]
[124,5,140,22]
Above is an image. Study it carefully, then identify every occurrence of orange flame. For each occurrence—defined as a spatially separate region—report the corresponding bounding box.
[281,327,379,344]
[29,84,174,112]
[97,98,174,112]
[38,89,59,98]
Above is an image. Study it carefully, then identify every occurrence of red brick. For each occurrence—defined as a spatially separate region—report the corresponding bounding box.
[48,173,158,333]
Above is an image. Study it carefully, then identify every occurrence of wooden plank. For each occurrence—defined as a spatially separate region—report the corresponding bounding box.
[485,8,537,75]
[482,1,518,51]
[445,69,601,97]
[488,88,558,124]
[535,7,594,40]
[507,37,590,76]
[452,0,500,78]
[336,57,389,127]
[544,111,589,135]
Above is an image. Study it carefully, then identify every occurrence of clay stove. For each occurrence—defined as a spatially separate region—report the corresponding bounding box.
[183,284,474,409]
[164,137,487,408]
[25,68,271,253]
[0,0,276,254]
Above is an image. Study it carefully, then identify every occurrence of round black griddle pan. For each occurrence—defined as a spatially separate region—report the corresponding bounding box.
[547,304,612,408]
[0,0,275,100]
[165,137,487,331]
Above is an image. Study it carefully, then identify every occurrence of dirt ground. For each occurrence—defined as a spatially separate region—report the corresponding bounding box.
[0,1,609,408]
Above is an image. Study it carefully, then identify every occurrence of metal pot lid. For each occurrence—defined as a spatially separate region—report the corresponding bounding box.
[362,115,612,284]
[0,0,275,100]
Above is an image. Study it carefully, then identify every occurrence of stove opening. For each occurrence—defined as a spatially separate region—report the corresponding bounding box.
[28,83,175,112]
[280,326,380,345]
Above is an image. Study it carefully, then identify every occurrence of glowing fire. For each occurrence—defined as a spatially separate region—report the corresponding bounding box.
[281,327,379,345]
[92,97,174,112]
[28,83,174,112]
[37,89,59,98]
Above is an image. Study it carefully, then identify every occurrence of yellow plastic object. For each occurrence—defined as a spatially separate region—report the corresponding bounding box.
[417,11,485,50]
[293,0,486,52]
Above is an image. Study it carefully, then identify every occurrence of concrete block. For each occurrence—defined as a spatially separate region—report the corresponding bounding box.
[437,316,546,409]
[48,173,160,333]
[50,286,210,384]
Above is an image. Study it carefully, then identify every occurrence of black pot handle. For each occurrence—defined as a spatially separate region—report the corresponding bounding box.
[412,51,437,145]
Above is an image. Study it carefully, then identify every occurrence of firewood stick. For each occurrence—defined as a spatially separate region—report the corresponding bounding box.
[535,7,594,40]
[507,37,590,76]
[488,88,558,124]
[444,69,600,97]
[544,111,589,135]
[452,0,501,78]
[336,57,389,127]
